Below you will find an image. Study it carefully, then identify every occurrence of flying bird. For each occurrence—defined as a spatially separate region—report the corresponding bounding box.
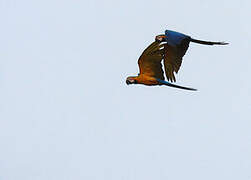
[126,41,197,90]
[126,29,228,90]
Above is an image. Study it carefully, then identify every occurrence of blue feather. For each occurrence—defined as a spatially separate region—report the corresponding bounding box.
[165,30,190,46]
[156,78,197,91]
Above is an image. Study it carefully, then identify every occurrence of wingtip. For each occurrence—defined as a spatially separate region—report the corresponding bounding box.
[190,88,198,91]
[218,42,229,45]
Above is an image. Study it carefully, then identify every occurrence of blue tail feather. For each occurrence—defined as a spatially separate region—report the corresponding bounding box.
[156,78,197,91]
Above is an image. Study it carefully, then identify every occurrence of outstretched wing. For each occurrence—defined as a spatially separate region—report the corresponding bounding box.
[163,38,190,82]
[138,41,165,80]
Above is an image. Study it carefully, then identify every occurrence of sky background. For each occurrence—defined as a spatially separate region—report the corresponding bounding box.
[0,0,251,180]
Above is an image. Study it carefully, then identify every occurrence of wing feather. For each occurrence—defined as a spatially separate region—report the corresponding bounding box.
[163,38,190,82]
[138,42,165,80]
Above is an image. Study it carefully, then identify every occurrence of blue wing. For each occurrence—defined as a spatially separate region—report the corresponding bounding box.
[164,30,191,46]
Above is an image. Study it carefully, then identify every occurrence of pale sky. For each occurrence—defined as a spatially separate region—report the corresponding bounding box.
[0,0,251,180]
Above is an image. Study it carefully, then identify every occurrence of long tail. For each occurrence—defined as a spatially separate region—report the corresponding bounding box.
[190,38,228,45]
[156,79,197,91]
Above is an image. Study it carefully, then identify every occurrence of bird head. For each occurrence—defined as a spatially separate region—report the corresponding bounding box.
[155,34,167,42]
[126,76,138,85]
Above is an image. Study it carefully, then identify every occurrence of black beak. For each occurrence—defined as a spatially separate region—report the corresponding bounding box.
[126,80,131,85]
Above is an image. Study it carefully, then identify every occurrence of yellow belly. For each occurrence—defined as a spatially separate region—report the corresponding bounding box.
[136,75,160,86]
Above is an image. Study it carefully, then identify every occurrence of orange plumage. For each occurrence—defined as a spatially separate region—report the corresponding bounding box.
[126,40,196,90]
[126,30,228,91]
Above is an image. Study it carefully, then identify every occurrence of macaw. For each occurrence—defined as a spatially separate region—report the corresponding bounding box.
[126,30,228,90]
